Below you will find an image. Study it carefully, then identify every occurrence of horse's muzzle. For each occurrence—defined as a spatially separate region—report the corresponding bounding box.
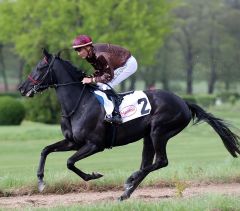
[18,84,25,96]
[18,82,34,97]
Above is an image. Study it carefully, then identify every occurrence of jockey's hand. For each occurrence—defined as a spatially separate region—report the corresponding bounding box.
[82,77,92,84]
[100,73,111,82]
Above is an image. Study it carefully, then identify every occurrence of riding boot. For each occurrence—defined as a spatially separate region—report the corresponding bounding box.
[104,90,123,124]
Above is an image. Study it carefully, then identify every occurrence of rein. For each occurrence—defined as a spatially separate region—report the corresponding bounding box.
[61,84,86,118]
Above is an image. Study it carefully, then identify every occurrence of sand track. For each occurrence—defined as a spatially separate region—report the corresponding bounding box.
[1,183,240,209]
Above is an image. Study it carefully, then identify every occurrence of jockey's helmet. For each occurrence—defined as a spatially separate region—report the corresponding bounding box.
[72,35,92,49]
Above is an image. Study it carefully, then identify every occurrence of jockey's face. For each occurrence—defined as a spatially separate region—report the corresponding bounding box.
[76,46,90,59]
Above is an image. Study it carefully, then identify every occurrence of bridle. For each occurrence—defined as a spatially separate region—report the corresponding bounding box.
[27,55,57,93]
[27,55,86,118]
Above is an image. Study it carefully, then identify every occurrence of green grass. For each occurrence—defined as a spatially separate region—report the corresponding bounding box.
[14,195,240,211]
[0,103,240,192]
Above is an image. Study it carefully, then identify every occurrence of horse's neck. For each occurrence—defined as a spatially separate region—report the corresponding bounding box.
[53,66,90,115]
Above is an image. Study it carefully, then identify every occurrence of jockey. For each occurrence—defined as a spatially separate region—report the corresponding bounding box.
[72,34,138,124]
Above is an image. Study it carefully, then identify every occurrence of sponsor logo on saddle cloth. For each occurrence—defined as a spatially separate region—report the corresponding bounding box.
[94,91,151,123]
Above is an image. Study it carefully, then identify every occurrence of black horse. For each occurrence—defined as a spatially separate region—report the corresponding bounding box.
[18,49,240,200]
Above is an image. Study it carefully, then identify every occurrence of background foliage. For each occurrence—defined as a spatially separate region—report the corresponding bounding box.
[0,96,25,125]
[1,0,240,93]
[0,0,174,123]
[0,0,240,123]
[0,0,173,71]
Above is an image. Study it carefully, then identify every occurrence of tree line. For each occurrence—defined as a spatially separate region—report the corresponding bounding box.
[0,0,239,94]
[150,0,240,94]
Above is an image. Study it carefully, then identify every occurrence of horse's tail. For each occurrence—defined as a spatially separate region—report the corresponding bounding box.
[186,102,240,157]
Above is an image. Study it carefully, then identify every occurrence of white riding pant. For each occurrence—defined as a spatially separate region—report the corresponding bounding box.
[97,56,137,90]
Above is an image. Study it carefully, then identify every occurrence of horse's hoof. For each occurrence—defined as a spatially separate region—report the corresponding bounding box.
[38,181,46,192]
[118,194,129,201]
[92,172,103,179]
[118,196,123,201]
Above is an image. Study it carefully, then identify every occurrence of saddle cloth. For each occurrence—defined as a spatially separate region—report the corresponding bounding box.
[94,90,151,123]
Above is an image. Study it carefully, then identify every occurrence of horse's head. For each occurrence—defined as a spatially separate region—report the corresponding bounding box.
[18,49,56,97]
[18,48,85,97]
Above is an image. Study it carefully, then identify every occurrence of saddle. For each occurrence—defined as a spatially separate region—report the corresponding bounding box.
[90,84,151,148]
[91,84,134,124]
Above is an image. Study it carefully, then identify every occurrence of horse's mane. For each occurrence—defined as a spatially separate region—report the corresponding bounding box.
[57,57,86,81]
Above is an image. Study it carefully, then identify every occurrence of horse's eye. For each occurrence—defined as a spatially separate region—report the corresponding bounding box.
[37,64,48,71]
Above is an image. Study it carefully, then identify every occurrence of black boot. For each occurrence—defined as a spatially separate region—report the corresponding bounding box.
[104,90,123,124]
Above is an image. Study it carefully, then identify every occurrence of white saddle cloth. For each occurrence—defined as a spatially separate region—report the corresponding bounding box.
[94,90,151,123]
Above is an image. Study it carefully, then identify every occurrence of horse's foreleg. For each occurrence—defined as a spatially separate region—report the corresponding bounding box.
[67,142,103,181]
[37,139,77,192]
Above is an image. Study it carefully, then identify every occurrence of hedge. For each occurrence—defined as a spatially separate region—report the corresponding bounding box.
[23,90,61,124]
[0,96,26,125]
[0,92,21,98]
[181,94,216,108]
[217,91,240,104]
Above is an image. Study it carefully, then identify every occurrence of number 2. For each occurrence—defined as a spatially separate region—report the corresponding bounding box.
[138,98,150,115]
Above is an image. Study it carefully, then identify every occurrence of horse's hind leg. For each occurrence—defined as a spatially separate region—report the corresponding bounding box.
[124,136,155,191]
[119,135,157,200]
[140,136,155,170]
[37,139,78,192]
[119,130,169,201]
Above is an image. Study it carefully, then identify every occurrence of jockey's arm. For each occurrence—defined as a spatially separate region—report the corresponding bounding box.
[93,55,114,83]
[82,55,114,84]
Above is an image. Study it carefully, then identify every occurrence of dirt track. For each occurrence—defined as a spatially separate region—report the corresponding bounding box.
[0,183,240,209]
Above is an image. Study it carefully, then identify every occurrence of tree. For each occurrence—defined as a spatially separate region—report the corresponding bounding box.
[140,36,183,91]
[224,0,240,9]
[217,2,240,89]
[0,43,8,91]
[197,0,224,94]
[172,0,231,94]
[173,0,204,94]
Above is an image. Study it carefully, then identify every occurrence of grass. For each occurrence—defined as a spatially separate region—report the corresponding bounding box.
[0,103,240,194]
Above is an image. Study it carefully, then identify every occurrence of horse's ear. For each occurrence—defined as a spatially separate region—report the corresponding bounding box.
[42,48,51,59]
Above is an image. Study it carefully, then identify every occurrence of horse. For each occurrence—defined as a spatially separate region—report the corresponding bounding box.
[18,49,240,200]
